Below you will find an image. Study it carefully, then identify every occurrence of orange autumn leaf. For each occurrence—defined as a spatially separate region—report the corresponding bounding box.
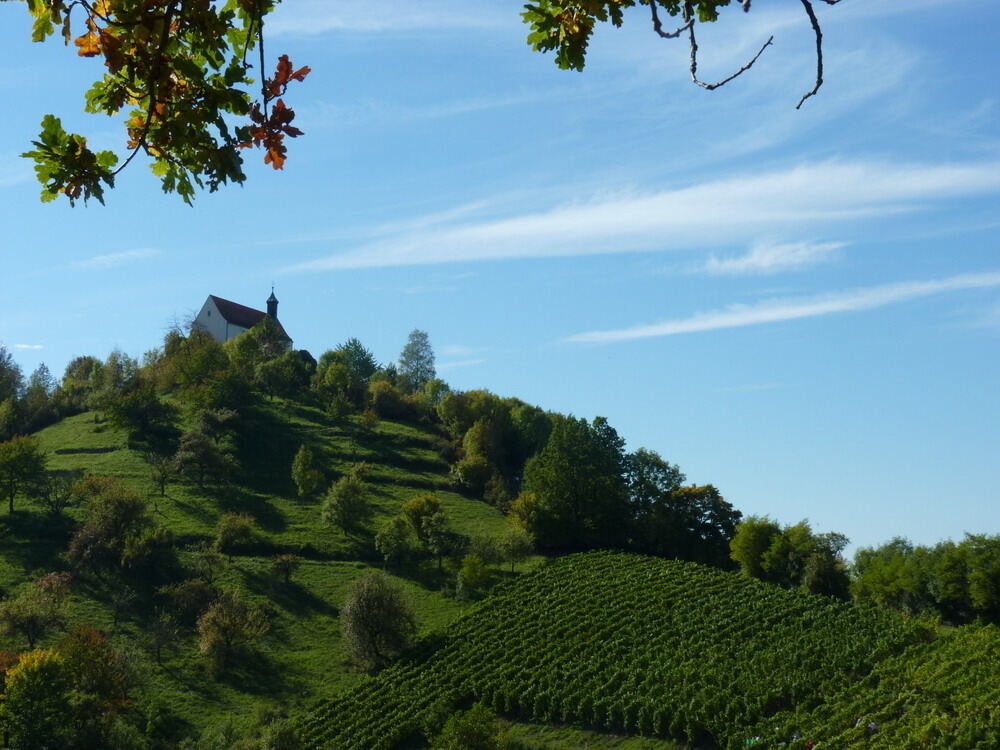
[75,31,101,57]
[264,146,286,170]
[75,17,102,57]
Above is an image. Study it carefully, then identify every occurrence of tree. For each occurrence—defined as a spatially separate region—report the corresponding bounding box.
[173,427,235,488]
[0,435,47,513]
[22,364,56,432]
[731,516,849,598]
[645,484,742,568]
[272,553,303,584]
[189,541,226,583]
[519,415,629,550]
[214,513,257,561]
[0,345,24,406]
[398,330,436,393]
[146,612,180,665]
[626,448,685,517]
[432,703,507,750]
[104,379,178,447]
[67,478,157,574]
[0,648,73,749]
[340,570,416,669]
[498,526,534,574]
[12,1,842,206]
[158,578,219,625]
[421,511,452,571]
[54,625,137,746]
[368,380,410,420]
[729,515,782,580]
[319,339,378,383]
[291,444,323,499]
[523,0,842,109]
[145,451,176,497]
[402,493,442,542]
[28,469,82,517]
[456,553,491,599]
[0,573,71,648]
[197,590,270,671]
[255,351,308,399]
[321,475,372,537]
[375,516,414,567]
[13,0,311,205]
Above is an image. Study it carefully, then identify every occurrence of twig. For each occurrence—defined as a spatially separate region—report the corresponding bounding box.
[649,2,692,40]
[112,0,176,176]
[796,0,823,109]
[688,23,773,91]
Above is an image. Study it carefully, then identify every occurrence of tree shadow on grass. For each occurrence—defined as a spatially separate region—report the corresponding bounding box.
[0,511,74,575]
[214,487,287,533]
[216,646,296,696]
[233,406,304,497]
[238,566,337,618]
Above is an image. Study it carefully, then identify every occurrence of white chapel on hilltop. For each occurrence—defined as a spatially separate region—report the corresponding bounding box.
[192,291,292,346]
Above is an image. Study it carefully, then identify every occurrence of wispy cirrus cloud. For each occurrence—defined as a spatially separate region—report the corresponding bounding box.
[702,240,846,276]
[566,271,1000,344]
[13,344,43,350]
[72,248,160,270]
[285,160,1000,272]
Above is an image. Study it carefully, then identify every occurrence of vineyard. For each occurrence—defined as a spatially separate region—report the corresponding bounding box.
[755,622,1000,747]
[298,552,946,749]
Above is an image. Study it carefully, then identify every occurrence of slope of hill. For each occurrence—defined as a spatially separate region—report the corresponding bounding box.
[0,403,516,741]
[297,551,938,749]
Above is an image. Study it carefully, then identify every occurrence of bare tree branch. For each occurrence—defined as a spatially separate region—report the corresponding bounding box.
[688,23,773,91]
[796,0,824,109]
[649,2,692,40]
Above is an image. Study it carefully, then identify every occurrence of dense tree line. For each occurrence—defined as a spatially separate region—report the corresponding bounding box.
[851,534,1000,625]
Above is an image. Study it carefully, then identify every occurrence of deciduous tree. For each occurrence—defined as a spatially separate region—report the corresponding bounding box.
[340,570,416,669]
[197,590,270,671]
[375,516,414,567]
[520,415,629,550]
[0,573,71,648]
[498,526,534,574]
[291,444,323,499]
[322,474,372,537]
[214,513,257,561]
[398,330,436,393]
[0,435,47,513]
[402,493,442,542]
[0,648,73,749]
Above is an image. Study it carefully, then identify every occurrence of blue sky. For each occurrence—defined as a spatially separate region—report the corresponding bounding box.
[1,0,997,554]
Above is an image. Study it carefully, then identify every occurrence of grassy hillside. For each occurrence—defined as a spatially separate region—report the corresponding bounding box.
[0,402,519,742]
[297,551,941,749]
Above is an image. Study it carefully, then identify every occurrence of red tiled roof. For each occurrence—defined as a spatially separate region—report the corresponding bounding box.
[209,295,291,340]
